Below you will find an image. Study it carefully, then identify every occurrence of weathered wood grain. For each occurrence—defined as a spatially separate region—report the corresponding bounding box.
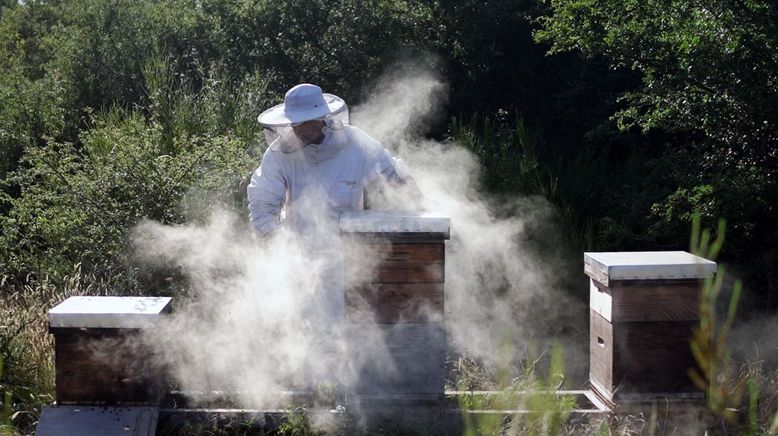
[612,320,698,386]
[366,243,445,263]
[584,262,610,287]
[345,283,444,323]
[344,242,446,284]
[348,323,446,396]
[611,279,700,322]
[374,261,445,283]
[342,235,448,397]
[53,329,163,405]
[590,279,701,322]
[343,233,449,242]
[589,309,700,401]
[589,310,613,400]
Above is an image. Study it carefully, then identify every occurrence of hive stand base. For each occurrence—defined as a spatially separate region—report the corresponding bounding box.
[36,406,158,436]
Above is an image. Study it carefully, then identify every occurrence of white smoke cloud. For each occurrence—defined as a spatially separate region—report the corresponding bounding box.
[352,62,447,143]
[352,66,588,378]
[133,212,392,410]
[131,61,589,427]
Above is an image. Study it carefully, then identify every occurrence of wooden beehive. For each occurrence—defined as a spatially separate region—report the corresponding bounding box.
[340,210,449,399]
[48,296,172,405]
[584,251,716,406]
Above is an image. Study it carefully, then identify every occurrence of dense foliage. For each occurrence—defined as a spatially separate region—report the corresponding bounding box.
[537,0,778,151]
[537,0,778,305]
[0,0,640,292]
[0,0,774,311]
[0,0,777,431]
[0,0,774,306]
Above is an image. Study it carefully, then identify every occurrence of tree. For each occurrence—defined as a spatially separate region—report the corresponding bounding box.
[536,0,778,166]
[0,58,268,291]
[536,0,778,305]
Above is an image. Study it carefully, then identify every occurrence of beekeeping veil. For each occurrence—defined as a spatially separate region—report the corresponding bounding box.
[257,83,349,152]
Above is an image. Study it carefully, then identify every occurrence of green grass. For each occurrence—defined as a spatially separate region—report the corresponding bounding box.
[1,356,14,436]
[0,264,95,433]
[456,341,575,436]
[157,420,269,436]
[686,213,778,434]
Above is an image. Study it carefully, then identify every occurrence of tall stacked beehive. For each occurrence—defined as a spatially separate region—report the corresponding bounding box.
[340,210,450,400]
[584,251,716,407]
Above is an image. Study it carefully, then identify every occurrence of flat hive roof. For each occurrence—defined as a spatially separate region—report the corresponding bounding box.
[340,210,450,236]
[48,296,172,329]
[584,251,716,285]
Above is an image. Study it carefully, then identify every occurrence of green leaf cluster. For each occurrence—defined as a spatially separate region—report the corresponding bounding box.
[457,340,574,436]
[0,55,268,292]
[537,0,778,153]
[537,0,778,302]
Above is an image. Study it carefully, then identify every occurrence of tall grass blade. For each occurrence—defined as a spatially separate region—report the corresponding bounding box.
[708,218,727,260]
[748,378,758,435]
[690,212,701,254]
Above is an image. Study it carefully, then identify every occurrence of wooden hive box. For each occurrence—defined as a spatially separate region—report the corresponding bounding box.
[584,251,716,406]
[48,296,172,405]
[340,210,450,399]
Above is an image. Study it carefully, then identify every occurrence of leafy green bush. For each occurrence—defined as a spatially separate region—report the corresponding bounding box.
[0,6,66,185]
[452,113,550,197]
[536,0,778,156]
[536,0,778,305]
[0,58,268,292]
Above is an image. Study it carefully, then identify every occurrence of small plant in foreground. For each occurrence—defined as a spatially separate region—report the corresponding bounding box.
[277,408,316,436]
[687,213,747,424]
[458,340,574,435]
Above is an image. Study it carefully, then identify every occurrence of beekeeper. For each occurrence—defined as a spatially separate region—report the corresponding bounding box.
[247,83,416,237]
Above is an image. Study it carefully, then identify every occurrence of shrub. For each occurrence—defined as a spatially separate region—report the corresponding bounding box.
[0,58,268,293]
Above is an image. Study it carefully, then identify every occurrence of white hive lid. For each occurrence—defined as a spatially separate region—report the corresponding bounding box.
[340,210,450,237]
[48,296,172,329]
[584,251,716,286]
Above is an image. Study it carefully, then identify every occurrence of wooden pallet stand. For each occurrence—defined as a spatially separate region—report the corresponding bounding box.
[153,389,609,434]
[584,251,716,410]
[36,406,159,436]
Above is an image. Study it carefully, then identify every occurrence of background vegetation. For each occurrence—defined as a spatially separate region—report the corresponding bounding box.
[0,0,776,433]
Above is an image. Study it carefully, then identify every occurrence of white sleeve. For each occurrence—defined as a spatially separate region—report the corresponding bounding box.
[347,126,410,184]
[247,148,286,236]
[375,148,411,184]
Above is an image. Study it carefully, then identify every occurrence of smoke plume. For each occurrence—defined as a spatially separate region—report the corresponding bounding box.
[351,65,587,376]
[131,61,589,421]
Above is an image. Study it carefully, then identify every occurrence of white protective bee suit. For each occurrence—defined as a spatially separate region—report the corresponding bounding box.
[247,123,409,237]
[247,83,412,326]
